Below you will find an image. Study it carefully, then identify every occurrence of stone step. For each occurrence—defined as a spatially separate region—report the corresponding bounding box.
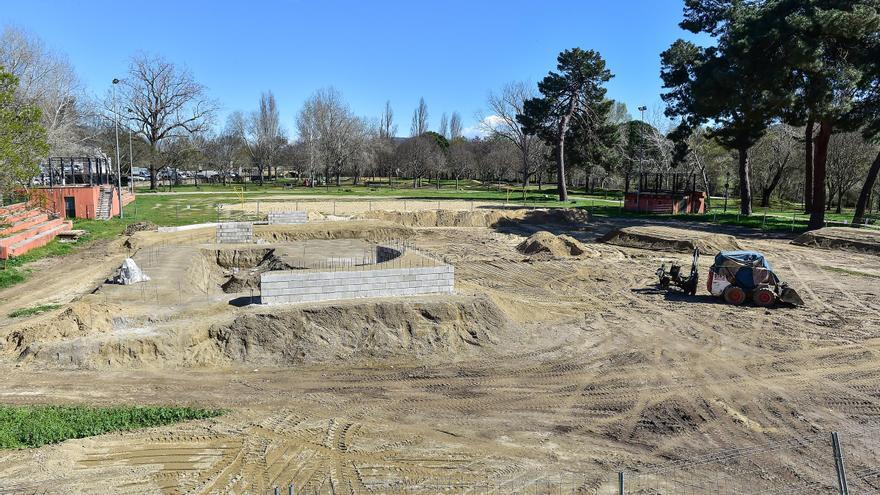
[0,211,49,237]
[0,202,28,217]
[4,220,73,258]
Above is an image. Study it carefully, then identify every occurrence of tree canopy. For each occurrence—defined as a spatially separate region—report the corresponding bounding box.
[518,48,614,201]
[0,67,47,197]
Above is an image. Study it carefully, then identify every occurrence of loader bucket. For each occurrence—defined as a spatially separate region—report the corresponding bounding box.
[778,286,805,307]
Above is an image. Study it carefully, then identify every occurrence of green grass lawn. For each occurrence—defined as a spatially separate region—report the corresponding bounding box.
[0,405,224,449]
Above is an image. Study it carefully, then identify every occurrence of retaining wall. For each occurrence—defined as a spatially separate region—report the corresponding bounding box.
[268,211,308,224]
[261,264,454,304]
[217,222,254,243]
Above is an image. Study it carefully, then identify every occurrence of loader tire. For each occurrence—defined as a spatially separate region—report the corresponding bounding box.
[753,288,776,307]
[723,286,746,305]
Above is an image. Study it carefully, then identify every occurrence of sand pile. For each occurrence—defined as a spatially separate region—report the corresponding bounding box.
[792,227,880,254]
[3,301,117,356]
[516,231,598,257]
[601,226,742,253]
[209,296,509,365]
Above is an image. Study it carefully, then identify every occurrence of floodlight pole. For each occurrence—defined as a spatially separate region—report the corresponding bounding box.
[112,78,124,219]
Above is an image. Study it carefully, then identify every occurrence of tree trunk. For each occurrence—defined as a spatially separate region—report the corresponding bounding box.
[804,117,814,213]
[809,120,832,230]
[853,150,880,225]
[737,146,753,215]
[836,183,842,214]
[555,138,568,201]
[148,144,158,190]
[760,162,786,208]
[699,167,711,210]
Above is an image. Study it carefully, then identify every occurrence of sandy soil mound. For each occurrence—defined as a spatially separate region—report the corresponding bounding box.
[209,296,508,365]
[255,220,414,242]
[516,231,598,257]
[360,208,591,229]
[2,301,118,356]
[601,226,742,253]
[792,227,880,254]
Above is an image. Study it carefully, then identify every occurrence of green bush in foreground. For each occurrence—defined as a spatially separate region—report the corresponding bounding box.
[0,405,225,449]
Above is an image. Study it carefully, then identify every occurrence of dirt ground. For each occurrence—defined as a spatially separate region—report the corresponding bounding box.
[1,203,880,494]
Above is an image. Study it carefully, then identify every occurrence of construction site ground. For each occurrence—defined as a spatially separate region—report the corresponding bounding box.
[0,200,879,494]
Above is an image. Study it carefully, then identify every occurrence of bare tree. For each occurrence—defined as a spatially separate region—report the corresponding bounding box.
[481,81,543,188]
[446,138,474,189]
[439,112,449,139]
[233,91,284,185]
[0,26,88,155]
[395,135,439,187]
[296,88,364,187]
[377,101,398,183]
[750,124,798,207]
[410,97,428,136]
[826,131,877,213]
[450,112,463,140]
[120,53,216,189]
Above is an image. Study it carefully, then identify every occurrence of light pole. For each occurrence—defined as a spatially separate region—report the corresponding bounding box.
[112,78,124,219]
[636,105,647,212]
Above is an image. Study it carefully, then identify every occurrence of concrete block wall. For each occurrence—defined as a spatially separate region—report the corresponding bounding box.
[261,264,454,304]
[267,211,308,224]
[217,222,254,243]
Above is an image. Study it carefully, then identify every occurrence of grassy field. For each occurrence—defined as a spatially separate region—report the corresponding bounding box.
[0,405,224,449]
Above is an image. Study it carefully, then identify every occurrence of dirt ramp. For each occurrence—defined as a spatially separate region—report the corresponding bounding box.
[792,227,880,254]
[516,231,598,257]
[209,296,508,365]
[601,226,742,253]
[361,208,592,228]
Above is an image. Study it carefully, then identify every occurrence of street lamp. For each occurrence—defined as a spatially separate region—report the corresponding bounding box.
[112,78,124,219]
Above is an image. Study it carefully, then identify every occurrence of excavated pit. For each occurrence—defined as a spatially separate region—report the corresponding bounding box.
[202,240,389,294]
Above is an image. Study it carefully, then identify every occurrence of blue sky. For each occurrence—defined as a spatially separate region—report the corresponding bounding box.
[1,0,700,137]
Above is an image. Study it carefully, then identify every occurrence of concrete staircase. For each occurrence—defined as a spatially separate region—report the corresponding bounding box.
[0,202,73,259]
[96,186,113,220]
